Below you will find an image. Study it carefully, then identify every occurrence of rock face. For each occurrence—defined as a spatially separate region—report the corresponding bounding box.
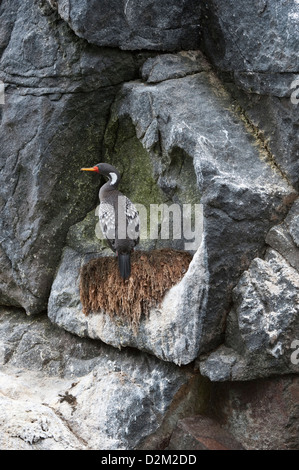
[207,375,299,450]
[200,0,299,73]
[0,0,143,314]
[199,200,299,381]
[167,415,244,450]
[0,308,207,450]
[48,244,208,365]
[48,51,296,365]
[48,0,202,51]
[0,0,298,451]
[193,0,299,385]
[200,0,299,190]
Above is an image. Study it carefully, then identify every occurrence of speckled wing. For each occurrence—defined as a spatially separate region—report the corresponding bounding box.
[98,202,116,251]
[125,197,140,245]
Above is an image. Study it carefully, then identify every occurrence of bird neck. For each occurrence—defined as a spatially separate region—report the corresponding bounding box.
[99,172,121,200]
[101,180,118,193]
[107,170,120,187]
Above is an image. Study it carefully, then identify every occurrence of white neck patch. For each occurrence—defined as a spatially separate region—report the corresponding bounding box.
[109,172,118,185]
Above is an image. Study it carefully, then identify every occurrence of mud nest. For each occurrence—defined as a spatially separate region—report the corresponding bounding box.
[79,249,192,332]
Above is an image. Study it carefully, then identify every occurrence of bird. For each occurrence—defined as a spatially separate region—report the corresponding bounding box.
[81,163,140,280]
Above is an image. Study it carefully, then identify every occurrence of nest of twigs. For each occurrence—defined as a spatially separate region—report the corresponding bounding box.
[79,249,192,332]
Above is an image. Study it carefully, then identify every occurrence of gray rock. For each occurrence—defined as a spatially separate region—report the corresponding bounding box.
[225,89,299,192]
[0,383,85,450]
[0,307,205,450]
[0,0,141,314]
[167,415,244,450]
[0,0,298,449]
[206,374,299,450]
[0,306,110,377]
[106,61,295,356]
[199,0,299,190]
[199,249,299,381]
[48,242,208,366]
[200,0,299,72]
[1,1,139,92]
[53,357,201,450]
[290,214,299,248]
[233,72,299,99]
[266,199,299,272]
[141,50,210,83]
[0,89,113,314]
[48,55,295,363]
[199,346,241,382]
[230,248,299,358]
[49,0,201,51]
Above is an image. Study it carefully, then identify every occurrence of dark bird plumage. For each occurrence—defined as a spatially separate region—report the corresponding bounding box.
[81,163,140,279]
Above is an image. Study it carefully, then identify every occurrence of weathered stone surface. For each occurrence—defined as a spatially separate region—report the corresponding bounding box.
[225,87,299,192]
[199,248,299,381]
[49,0,201,51]
[0,0,141,314]
[48,241,208,366]
[200,1,299,190]
[0,308,207,450]
[199,199,299,382]
[230,249,299,361]
[117,57,296,355]
[1,0,140,92]
[0,307,106,377]
[1,0,299,451]
[141,50,210,84]
[207,375,299,450]
[167,415,244,450]
[200,0,299,72]
[266,199,299,272]
[0,385,85,450]
[48,52,295,364]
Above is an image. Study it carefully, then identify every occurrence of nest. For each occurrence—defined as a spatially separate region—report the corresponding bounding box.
[79,249,192,332]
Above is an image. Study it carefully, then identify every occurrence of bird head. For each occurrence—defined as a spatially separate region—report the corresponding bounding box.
[81,163,120,186]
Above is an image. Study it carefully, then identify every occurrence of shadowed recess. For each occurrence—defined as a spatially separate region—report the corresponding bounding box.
[79,249,192,332]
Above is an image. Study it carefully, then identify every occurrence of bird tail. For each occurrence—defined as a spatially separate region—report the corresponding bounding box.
[118,253,131,280]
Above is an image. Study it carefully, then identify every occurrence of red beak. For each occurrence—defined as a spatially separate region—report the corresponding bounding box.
[80,166,99,173]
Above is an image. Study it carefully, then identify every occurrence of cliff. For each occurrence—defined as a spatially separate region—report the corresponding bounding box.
[0,0,298,450]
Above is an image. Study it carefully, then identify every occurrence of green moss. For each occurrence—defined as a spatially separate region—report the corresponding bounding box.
[66,209,106,253]
[104,116,167,208]
[102,108,201,250]
[167,146,201,205]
